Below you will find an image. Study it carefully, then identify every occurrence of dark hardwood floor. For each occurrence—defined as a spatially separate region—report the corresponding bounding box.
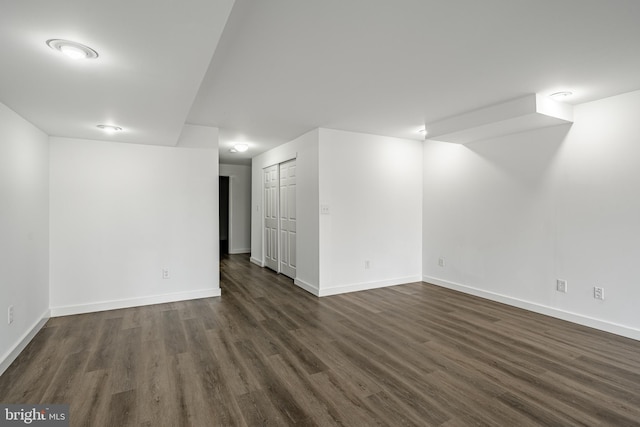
[1,254,640,426]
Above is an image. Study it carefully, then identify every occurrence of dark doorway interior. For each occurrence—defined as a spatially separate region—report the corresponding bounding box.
[219,176,230,257]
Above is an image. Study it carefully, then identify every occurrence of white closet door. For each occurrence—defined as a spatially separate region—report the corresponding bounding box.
[279,159,296,279]
[263,164,279,272]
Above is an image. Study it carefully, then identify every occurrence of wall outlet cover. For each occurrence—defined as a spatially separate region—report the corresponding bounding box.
[594,286,605,300]
[556,279,568,293]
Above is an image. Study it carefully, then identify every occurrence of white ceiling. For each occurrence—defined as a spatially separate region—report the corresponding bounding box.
[2,0,640,165]
[0,0,234,146]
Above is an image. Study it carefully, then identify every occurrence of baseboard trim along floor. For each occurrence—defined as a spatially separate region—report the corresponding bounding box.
[424,275,640,341]
[49,288,221,317]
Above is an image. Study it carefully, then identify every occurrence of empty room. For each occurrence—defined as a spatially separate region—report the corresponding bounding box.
[1,0,640,425]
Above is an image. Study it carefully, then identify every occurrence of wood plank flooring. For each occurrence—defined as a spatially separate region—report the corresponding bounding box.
[1,254,639,426]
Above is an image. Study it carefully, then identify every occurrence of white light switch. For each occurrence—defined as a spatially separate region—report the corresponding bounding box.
[320,205,330,215]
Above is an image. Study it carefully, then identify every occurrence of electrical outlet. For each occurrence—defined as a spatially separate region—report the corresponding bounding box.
[594,286,605,300]
[162,268,170,279]
[438,257,445,267]
[556,279,568,293]
[365,260,370,269]
[8,305,13,325]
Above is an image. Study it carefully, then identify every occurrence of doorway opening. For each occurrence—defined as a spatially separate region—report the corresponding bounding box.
[219,176,230,257]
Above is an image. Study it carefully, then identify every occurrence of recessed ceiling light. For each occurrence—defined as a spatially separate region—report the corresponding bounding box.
[549,91,573,100]
[234,144,249,152]
[419,128,427,134]
[47,39,99,60]
[229,148,237,153]
[97,124,123,133]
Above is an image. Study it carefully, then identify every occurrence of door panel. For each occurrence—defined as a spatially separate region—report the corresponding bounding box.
[279,159,296,279]
[263,165,278,271]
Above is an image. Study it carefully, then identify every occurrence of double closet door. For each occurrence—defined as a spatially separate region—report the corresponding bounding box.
[263,159,296,279]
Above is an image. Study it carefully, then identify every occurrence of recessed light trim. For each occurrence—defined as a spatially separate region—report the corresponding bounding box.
[97,124,123,133]
[549,91,573,100]
[233,144,249,152]
[47,39,99,60]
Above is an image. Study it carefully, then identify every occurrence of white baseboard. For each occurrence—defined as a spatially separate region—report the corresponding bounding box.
[0,309,50,377]
[294,278,320,296]
[318,275,423,297]
[229,248,251,254]
[50,288,221,317]
[250,257,264,267]
[424,275,640,341]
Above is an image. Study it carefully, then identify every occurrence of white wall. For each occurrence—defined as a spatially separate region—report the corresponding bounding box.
[251,128,422,297]
[251,129,320,290]
[177,124,219,149]
[219,163,251,253]
[0,102,50,375]
[423,90,640,339]
[318,129,423,295]
[49,137,219,316]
